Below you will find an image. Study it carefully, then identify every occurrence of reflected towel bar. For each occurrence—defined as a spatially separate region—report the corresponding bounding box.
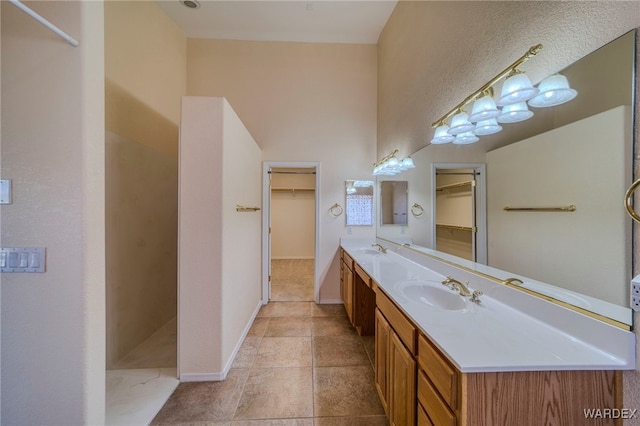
[236,205,261,212]
[503,205,576,212]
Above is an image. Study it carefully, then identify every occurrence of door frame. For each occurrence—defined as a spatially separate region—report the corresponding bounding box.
[262,161,321,304]
[431,163,487,264]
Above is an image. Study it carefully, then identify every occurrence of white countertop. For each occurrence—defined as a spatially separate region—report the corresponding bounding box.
[341,239,636,373]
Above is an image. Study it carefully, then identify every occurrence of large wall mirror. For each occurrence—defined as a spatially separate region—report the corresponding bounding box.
[376,30,636,327]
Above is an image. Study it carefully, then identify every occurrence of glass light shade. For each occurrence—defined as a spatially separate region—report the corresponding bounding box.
[374,156,400,175]
[528,74,578,107]
[453,131,479,145]
[400,156,415,169]
[431,125,455,144]
[468,95,500,122]
[448,112,475,135]
[473,118,502,136]
[496,73,539,106]
[497,102,534,123]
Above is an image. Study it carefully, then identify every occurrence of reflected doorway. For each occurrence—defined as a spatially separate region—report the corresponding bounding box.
[432,164,487,264]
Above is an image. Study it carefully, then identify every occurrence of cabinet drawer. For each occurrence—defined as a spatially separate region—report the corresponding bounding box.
[355,264,371,286]
[418,334,457,408]
[343,252,354,270]
[375,288,416,354]
[417,369,456,426]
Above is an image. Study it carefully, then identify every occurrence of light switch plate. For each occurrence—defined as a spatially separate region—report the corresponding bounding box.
[631,275,640,312]
[1,247,45,273]
[0,179,12,204]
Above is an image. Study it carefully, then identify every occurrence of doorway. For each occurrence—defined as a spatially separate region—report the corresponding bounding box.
[262,162,320,304]
[432,164,487,264]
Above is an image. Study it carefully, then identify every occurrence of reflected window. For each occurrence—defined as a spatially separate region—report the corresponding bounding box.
[346,180,374,226]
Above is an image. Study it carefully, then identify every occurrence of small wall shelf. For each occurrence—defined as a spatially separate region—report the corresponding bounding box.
[271,187,315,193]
[436,223,473,232]
[436,181,473,191]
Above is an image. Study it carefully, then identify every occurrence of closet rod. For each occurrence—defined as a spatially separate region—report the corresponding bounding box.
[268,171,316,175]
[9,0,79,47]
[436,172,480,176]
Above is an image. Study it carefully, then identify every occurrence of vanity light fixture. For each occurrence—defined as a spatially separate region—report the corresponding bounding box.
[373,150,415,176]
[429,44,578,146]
[528,74,578,107]
[448,111,475,135]
[468,91,501,122]
[496,70,539,106]
[431,124,455,144]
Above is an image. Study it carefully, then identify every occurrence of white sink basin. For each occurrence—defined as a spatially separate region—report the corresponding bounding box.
[397,281,466,311]
[357,248,382,256]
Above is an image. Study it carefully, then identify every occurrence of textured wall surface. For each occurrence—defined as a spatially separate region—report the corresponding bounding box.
[378,1,640,157]
[1,1,105,423]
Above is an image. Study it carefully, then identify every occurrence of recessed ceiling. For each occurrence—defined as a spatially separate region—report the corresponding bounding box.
[155,0,398,44]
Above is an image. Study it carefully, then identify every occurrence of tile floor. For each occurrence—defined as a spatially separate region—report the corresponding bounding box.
[151,301,388,425]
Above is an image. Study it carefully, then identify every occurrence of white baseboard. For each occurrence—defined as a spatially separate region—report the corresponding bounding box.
[180,372,226,382]
[179,299,262,383]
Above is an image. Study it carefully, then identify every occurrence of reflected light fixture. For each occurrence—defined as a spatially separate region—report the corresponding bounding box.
[373,150,416,176]
[453,131,479,145]
[473,118,502,135]
[429,43,577,146]
[497,102,534,123]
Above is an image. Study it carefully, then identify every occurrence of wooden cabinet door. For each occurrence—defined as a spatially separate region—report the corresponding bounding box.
[375,309,391,415]
[343,263,354,324]
[389,331,416,426]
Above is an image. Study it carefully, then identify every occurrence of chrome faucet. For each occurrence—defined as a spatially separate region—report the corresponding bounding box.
[503,277,524,286]
[372,243,387,254]
[441,276,471,297]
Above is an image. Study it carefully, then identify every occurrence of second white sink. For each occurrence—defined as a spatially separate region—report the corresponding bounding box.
[396,281,466,311]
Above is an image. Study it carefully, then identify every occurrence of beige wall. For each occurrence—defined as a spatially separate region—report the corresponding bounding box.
[104,1,186,367]
[105,0,186,158]
[1,1,105,423]
[271,172,316,259]
[187,39,377,302]
[378,1,640,419]
[179,97,262,379]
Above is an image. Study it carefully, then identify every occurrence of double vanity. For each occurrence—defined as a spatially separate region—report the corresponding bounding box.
[340,238,635,426]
